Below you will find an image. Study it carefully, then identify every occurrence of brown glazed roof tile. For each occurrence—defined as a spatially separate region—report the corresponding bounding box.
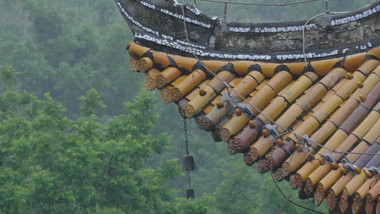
[365,179,380,214]
[283,76,370,173]
[126,40,380,212]
[119,1,380,211]
[301,102,380,193]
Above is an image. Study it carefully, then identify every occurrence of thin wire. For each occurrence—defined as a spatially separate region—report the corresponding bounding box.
[270,174,324,213]
[275,130,290,139]
[197,0,321,7]
[276,194,291,214]
[302,11,347,67]
[179,0,378,211]
[269,129,323,213]
[181,0,273,119]
[179,0,380,163]
[180,3,325,212]
[302,13,325,67]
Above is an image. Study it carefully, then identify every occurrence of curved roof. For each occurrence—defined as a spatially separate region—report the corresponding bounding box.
[116,1,380,213]
[117,0,380,61]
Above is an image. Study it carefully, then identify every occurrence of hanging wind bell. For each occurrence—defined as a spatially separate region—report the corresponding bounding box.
[182,118,195,199]
[182,154,196,171]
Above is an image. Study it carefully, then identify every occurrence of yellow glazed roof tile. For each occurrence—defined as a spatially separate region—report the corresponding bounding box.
[126,41,380,212]
[118,0,380,211]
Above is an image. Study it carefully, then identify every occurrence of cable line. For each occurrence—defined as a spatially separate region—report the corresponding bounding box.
[178,0,379,211]
[196,0,322,7]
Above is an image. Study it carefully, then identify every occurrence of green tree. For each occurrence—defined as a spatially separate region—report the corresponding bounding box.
[80,88,106,116]
[212,163,262,213]
[0,70,215,213]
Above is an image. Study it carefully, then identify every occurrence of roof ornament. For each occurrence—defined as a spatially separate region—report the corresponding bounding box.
[182,118,196,199]
[235,103,255,119]
[220,92,238,103]
[264,123,280,139]
[368,167,379,177]
[343,162,361,175]
[301,135,312,152]
[322,152,337,165]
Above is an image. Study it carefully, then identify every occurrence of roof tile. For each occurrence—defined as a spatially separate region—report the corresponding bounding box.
[344,52,366,72]
[152,51,171,69]
[339,170,367,212]
[230,71,263,98]
[171,69,206,101]
[156,67,182,88]
[144,68,161,90]
[352,176,378,213]
[124,40,380,213]
[314,167,341,206]
[364,179,380,213]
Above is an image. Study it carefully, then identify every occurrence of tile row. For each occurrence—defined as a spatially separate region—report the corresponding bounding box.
[127,41,380,213]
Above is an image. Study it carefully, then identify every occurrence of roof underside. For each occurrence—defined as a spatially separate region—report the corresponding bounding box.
[117,0,380,213]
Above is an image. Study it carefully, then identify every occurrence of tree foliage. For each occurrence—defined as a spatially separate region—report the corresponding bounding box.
[0,70,191,213]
